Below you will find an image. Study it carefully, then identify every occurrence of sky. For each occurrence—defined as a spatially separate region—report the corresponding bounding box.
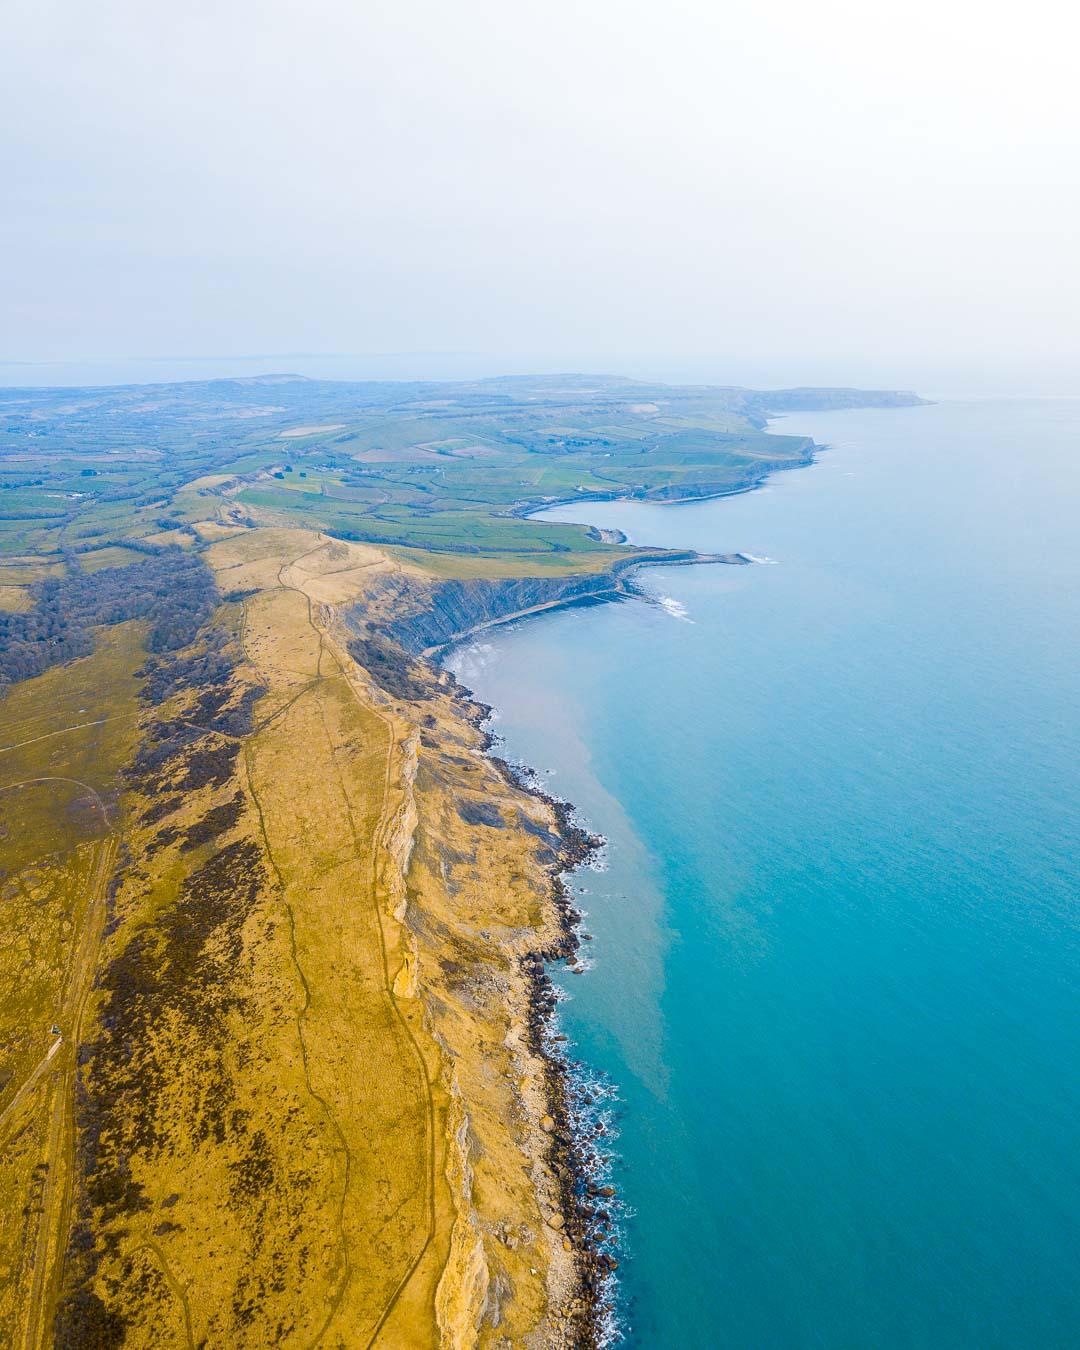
[2,0,1078,392]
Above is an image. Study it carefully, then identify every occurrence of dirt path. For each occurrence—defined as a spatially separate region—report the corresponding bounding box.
[0,717,119,756]
[318,634,438,1350]
[0,1038,62,1136]
[21,827,116,1350]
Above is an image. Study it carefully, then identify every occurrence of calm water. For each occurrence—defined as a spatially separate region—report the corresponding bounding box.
[447,399,1080,1348]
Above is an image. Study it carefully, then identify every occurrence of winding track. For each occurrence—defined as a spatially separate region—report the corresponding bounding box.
[127,1242,195,1350]
[0,777,114,1350]
[0,717,118,756]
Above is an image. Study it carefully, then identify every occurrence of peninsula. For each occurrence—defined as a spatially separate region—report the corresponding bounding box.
[0,374,923,1347]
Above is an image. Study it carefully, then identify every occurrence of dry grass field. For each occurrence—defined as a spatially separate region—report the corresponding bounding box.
[0,624,143,1350]
[0,528,576,1348]
[0,585,33,612]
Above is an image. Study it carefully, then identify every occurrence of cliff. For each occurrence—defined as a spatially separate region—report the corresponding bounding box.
[363,551,711,657]
[378,572,621,655]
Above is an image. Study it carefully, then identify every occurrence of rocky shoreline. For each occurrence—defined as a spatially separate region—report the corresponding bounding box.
[450,679,621,1347]
[404,440,846,1341]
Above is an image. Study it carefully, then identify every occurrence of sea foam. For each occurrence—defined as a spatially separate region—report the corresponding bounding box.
[656,595,694,622]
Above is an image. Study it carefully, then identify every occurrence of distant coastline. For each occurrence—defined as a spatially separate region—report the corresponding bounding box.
[403,429,826,659]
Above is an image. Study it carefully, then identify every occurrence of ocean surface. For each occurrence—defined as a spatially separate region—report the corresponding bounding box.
[446,398,1080,1348]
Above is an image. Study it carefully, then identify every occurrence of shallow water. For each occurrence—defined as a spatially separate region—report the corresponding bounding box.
[446,399,1080,1348]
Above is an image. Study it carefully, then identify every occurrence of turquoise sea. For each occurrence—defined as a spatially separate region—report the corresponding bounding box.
[447,398,1080,1347]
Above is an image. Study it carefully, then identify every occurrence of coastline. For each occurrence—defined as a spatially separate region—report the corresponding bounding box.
[419,551,746,660]
[504,434,819,525]
[49,427,834,1342]
[419,435,826,657]
[1,382,952,1345]
[446,673,621,1345]
[426,431,835,1342]
[423,396,1080,1349]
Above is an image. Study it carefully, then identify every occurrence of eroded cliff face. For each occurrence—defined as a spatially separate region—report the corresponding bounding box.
[372,572,621,656]
[358,549,717,658]
[354,631,590,1347]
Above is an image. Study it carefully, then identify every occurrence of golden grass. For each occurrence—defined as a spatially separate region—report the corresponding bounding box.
[142,530,195,550]
[183,473,238,492]
[0,561,65,585]
[1,529,579,1347]
[241,601,453,1343]
[386,544,621,580]
[278,424,346,439]
[0,623,144,1349]
[0,585,31,611]
[76,546,145,572]
[190,519,249,542]
[34,533,451,1345]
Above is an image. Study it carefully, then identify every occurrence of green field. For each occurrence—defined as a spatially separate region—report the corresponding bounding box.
[0,372,908,574]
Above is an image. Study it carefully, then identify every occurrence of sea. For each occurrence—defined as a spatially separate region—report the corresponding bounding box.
[445,398,1080,1348]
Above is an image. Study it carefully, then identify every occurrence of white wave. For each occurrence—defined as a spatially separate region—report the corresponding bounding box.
[740,552,780,565]
[656,594,694,622]
[446,640,497,681]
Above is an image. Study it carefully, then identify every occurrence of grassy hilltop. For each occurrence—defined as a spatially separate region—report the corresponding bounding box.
[0,373,921,1347]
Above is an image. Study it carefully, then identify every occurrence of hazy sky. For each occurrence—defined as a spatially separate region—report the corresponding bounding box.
[3,0,1078,391]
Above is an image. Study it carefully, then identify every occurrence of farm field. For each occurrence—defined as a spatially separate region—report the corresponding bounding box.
[0,372,912,568]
